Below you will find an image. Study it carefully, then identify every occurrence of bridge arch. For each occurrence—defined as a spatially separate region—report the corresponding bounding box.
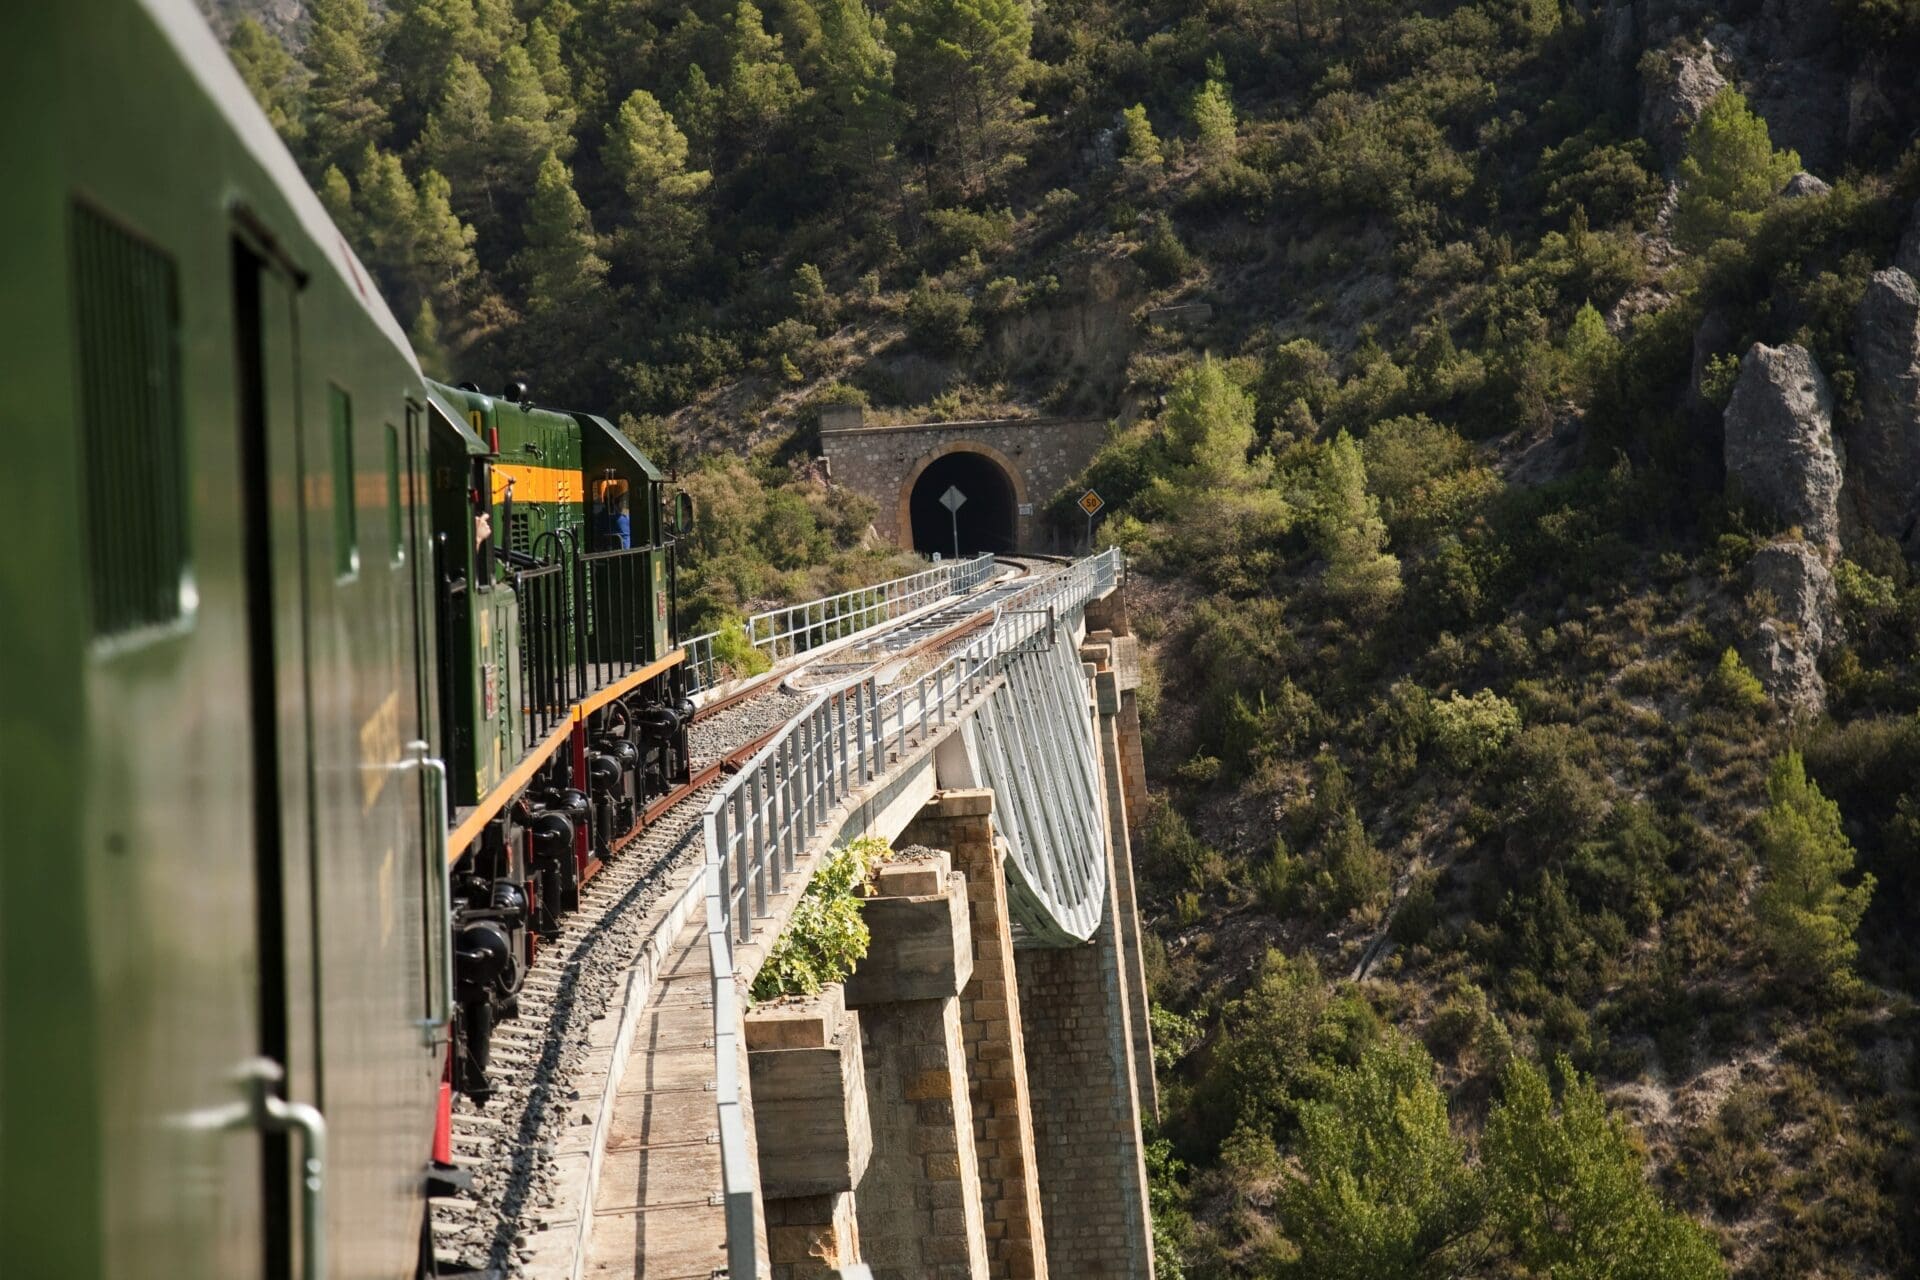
[898,441,1027,556]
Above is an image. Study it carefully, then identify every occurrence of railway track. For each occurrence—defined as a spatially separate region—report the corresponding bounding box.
[429,556,1057,1277]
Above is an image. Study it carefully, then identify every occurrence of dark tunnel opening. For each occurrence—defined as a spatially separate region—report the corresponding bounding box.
[907,451,1018,556]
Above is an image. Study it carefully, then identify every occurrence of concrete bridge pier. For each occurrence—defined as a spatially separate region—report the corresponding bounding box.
[897,792,1050,1280]
[844,857,990,1280]
[745,986,872,1279]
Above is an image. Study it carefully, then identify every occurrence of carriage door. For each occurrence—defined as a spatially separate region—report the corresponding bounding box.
[232,232,327,1280]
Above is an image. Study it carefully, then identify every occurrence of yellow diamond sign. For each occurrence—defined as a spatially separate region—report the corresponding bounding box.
[1078,489,1104,517]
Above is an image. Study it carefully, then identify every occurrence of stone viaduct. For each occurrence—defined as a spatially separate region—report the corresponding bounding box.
[817,406,1108,556]
[733,581,1152,1279]
[570,554,1157,1280]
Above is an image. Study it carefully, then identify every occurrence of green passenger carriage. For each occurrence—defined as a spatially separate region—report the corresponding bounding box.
[1,3,694,1275]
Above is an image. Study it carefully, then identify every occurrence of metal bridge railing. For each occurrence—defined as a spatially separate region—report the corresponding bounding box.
[681,554,998,692]
[699,547,1119,1278]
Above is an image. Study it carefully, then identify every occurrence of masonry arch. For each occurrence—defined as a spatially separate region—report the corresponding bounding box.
[899,443,1026,556]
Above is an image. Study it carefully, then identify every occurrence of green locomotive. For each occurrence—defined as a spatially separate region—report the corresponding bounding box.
[2,2,692,1276]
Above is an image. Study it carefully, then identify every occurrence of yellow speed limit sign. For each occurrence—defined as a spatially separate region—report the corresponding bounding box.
[1078,489,1104,516]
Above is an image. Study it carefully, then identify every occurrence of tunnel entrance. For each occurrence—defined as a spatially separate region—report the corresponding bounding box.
[907,450,1019,556]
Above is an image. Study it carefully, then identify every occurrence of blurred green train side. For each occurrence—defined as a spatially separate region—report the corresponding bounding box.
[3,2,444,1276]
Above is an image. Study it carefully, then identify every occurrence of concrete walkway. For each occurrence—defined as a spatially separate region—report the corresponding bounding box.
[584,910,730,1279]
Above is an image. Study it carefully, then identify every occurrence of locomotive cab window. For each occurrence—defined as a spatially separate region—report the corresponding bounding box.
[329,386,359,579]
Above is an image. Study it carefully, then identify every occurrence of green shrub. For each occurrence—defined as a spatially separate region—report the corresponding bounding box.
[1134,212,1193,285]
[905,279,980,353]
[1698,351,1741,407]
[1674,88,1801,250]
[921,205,1015,266]
[1256,838,1307,912]
[1429,689,1522,772]
[1537,129,1665,228]
[1320,810,1391,919]
[791,261,836,331]
[1389,873,1440,947]
[1754,751,1875,987]
[1143,801,1225,889]
[1498,725,1613,864]
[1484,1057,1725,1277]
[751,836,891,1001]
[710,618,773,679]
[1703,647,1768,712]
[1122,102,1163,175]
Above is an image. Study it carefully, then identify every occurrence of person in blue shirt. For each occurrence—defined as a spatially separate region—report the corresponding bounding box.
[596,484,631,550]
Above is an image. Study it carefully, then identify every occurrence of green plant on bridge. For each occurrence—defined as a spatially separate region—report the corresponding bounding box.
[710,617,772,680]
[750,836,892,1002]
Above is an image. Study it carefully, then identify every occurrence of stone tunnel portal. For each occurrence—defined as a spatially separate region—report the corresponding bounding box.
[906,449,1019,556]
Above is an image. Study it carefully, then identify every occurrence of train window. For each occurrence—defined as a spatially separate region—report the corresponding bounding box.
[385,422,404,567]
[72,201,190,641]
[329,386,359,579]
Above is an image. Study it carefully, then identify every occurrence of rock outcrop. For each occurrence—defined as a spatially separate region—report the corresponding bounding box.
[1743,541,1837,714]
[1781,172,1832,200]
[1848,267,1920,547]
[1723,343,1844,555]
[1640,41,1729,168]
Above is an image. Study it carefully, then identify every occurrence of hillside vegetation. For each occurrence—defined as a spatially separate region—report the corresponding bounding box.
[222,0,1920,1273]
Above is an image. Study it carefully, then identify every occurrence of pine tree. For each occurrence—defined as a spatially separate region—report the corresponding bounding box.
[1276,1035,1479,1279]
[228,17,306,147]
[603,90,710,276]
[1562,300,1617,397]
[1754,751,1875,985]
[1190,73,1237,167]
[788,0,899,187]
[382,0,519,142]
[1483,1058,1724,1279]
[524,17,572,102]
[413,168,481,310]
[356,146,424,299]
[1673,88,1800,250]
[468,0,520,62]
[792,263,836,332]
[672,65,725,166]
[490,42,574,186]
[891,0,1036,200]
[1122,103,1163,175]
[721,2,807,158]
[317,164,358,237]
[411,298,446,375]
[1310,433,1401,618]
[1143,359,1292,590]
[304,0,386,176]
[418,55,497,235]
[513,152,607,317]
